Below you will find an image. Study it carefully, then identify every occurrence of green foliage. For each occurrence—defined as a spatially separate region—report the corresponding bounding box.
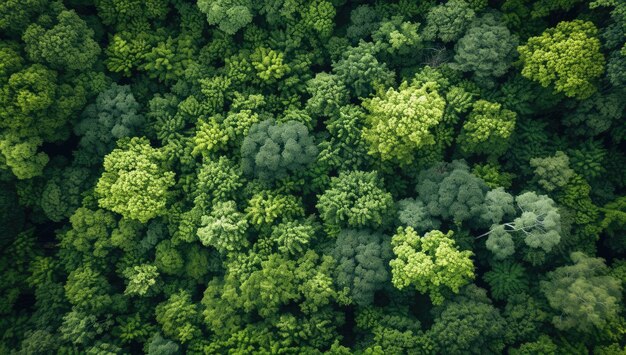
[415,161,489,224]
[390,228,475,305]
[423,0,476,43]
[530,151,575,192]
[197,0,253,35]
[197,201,249,254]
[156,290,201,343]
[0,1,624,353]
[74,83,144,165]
[317,170,394,229]
[483,260,529,300]
[427,285,509,354]
[332,229,392,306]
[458,99,517,158]
[541,252,623,332]
[332,41,395,97]
[451,14,518,80]
[362,81,446,164]
[518,20,605,99]
[241,119,318,181]
[23,10,100,71]
[96,137,176,223]
[123,264,159,296]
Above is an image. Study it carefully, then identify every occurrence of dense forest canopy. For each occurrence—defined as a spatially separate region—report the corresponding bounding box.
[0,0,625,353]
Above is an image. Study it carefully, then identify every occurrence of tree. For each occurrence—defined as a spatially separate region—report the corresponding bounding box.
[23,10,100,71]
[481,191,562,263]
[332,229,392,306]
[427,285,510,354]
[415,161,489,224]
[423,0,476,43]
[95,137,176,223]
[540,252,623,332]
[241,119,318,181]
[332,41,395,97]
[74,83,144,165]
[451,14,518,81]
[122,264,159,296]
[390,228,474,305]
[317,170,394,229]
[305,72,349,118]
[530,151,576,192]
[396,198,441,233]
[197,0,253,35]
[483,260,529,300]
[197,201,249,254]
[457,100,517,158]
[156,290,201,343]
[518,20,605,99]
[362,81,446,165]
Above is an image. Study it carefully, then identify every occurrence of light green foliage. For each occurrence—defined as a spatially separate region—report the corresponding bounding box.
[530,151,575,192]
[241,119,318,181]
[246,190,304,229]
[194,156,243,208]
[458,100,517,158]
[472,163,514,189]
[541,252,623,332]
[423,0,476,43]
[451,14,518,80]
[0,1,623,352]
[362,81,446,164]
[485,192,562,261]
[123,264,159,296]
[197,201,249,254]
[480,188,516,227]
[271,220,317,256]
[427,285,509,354]
[372,16,421,56]
[60,310,113,346]
[483,261,529,300]
[197,0,253,35]
[317,170,394,229]
[74,83,144,165]
[23,10,100,71]
[96,137,175,223]
[332,229,392,306]
[156,290,201,343]
[518,20,605,99]
[600,197,626,252]
[250,47,290,83]
[390,228,474,305]
[305,73,349,117]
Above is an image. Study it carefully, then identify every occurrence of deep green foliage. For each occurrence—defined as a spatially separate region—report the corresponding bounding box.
[0,1,623,353]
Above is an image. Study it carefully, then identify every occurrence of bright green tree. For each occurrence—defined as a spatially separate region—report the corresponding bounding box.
[390,227,474,305]
[518,20,605,99]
